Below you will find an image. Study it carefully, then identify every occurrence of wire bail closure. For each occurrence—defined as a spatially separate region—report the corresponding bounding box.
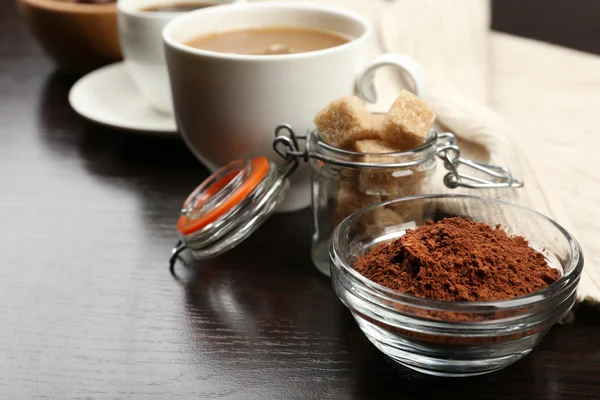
[435,132,523,189]
[170,124,523,272]
[273,124,306,179]
[272,125,523,189]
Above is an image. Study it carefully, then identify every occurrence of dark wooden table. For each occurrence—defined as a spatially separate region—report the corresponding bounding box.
[1,0,599,398]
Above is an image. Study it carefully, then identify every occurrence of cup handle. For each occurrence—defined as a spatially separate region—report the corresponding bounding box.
[355,53,428,103]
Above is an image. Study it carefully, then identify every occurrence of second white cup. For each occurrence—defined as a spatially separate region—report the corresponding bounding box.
[117,0,244,114]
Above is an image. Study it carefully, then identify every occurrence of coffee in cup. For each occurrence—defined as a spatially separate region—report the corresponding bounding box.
[185,25,350,55]
[141,2,212,12]
[163,2,427,212]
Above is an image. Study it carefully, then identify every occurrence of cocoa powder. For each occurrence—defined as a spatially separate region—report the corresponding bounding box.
[355,217,560,302]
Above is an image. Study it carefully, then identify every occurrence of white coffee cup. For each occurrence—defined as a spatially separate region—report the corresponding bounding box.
[117,0,244,114]
[163,2,427,212]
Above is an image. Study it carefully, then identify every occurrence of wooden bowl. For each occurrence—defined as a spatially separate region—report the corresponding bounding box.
[17,0,122,74]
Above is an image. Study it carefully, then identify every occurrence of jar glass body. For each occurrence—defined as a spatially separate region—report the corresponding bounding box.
[308,130,438,276]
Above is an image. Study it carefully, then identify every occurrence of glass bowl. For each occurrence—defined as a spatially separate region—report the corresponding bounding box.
[329,194,583,377]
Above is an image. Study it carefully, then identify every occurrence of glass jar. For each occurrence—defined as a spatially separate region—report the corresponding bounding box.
[169,124,522,276]
[308,129,440,276]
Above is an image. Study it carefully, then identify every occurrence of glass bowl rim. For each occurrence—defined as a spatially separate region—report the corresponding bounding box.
[330,194,584,312]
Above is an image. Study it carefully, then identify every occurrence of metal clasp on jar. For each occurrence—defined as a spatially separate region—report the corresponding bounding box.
[436,133,523,189]
[273,124,523,190]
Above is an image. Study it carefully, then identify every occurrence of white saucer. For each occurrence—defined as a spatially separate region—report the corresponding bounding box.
[69,62,178,135]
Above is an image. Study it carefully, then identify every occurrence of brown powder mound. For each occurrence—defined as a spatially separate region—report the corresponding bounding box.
[354,217,561,302]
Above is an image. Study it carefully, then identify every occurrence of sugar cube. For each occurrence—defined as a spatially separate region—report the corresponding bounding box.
[382,90,436,150]
[315,96,378,149]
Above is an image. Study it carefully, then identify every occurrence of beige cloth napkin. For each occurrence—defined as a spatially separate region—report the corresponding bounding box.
[251,0,599,303]
[378,0,598,304]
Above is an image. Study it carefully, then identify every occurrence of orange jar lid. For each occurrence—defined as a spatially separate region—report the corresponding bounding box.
[174,156,290,260]
[177,157,270,235]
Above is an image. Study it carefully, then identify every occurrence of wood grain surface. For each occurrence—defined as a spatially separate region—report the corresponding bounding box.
[1,0,599,398]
